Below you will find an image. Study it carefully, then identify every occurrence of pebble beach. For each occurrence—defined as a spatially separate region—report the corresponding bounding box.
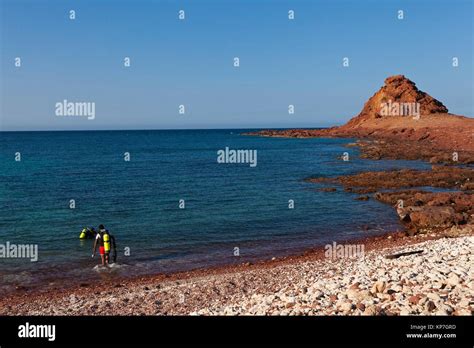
[1,227,472,316]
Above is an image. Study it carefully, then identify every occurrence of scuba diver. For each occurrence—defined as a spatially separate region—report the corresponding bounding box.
[92,225,117,265]
[79,227,96,239]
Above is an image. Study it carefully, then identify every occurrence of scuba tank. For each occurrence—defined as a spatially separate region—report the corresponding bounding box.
[103,232,111,252]
[79,228,87,239]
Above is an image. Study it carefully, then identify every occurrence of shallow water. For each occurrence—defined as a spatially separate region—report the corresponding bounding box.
[0,129,431,293]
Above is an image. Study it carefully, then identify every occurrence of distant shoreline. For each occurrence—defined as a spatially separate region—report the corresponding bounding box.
[0,126,334,133]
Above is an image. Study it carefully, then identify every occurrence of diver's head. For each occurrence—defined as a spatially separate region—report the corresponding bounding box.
[99,224,105,230]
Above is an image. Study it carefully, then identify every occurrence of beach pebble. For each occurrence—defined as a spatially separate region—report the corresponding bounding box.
[446,273,460,287]
[1,235,472,317]
[340,302,354,313]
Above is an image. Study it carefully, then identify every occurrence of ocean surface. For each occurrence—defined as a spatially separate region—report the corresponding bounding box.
[0,129,431,293]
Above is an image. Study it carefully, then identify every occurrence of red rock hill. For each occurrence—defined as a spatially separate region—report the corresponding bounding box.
[342,75,448,129]
[246,75,473,160]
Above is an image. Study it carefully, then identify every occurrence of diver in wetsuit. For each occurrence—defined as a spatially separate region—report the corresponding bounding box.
[79,227,96,239]
[92,225,117,265]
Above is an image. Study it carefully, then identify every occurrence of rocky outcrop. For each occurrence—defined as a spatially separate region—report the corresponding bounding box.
[245,75,474,163]
[342,75,448,129]
[354,139,473,164]
[309,166,474,234]
[308,166,474,193]
[374,190,473,234]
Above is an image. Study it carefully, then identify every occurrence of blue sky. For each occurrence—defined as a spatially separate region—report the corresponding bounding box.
[1,0,472,131]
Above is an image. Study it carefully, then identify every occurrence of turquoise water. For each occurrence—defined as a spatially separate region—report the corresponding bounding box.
[0,130,430,292]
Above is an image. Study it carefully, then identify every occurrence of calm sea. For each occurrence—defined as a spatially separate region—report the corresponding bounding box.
[0,129,430,293]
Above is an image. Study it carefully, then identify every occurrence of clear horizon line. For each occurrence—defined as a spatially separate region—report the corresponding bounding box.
[0,125,337,133]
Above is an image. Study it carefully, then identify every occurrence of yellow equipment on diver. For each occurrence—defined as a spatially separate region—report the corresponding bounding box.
[103,233,111,252]
[79,228,87,239]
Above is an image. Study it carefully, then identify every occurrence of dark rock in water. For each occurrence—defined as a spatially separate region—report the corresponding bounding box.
[328,167,473,192]
[356,195,370,201]
[330,168,474,235]
[309,167,473,236]
[319,187,337,192]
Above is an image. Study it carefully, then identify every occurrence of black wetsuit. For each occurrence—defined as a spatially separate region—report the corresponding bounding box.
[85,228,96,239]
[110,234,117,263]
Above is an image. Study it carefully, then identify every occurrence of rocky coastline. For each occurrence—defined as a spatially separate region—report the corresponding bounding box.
[248,75,474,237]
[2,75,472,316]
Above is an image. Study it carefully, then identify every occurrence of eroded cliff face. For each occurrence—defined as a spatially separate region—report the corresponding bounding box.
[342,75,448,129]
